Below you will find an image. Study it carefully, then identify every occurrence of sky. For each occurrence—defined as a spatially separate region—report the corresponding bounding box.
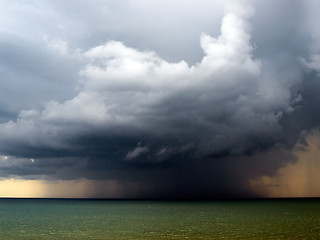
[0,0,320,199]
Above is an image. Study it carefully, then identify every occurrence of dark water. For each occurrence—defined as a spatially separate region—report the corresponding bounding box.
[0,198,319,239]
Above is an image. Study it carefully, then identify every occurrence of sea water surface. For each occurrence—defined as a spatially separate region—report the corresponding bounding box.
[0,198,319,239]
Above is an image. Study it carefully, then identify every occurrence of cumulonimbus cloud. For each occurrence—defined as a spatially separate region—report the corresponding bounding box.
[0,4,311,198]
[0,5,298,158]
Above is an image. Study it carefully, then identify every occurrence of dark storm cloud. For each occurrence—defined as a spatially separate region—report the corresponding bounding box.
[0,0,319,198]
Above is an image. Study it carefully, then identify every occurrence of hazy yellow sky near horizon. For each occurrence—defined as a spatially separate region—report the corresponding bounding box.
[0,179,126,198]
[1,130,320,199]
[251,130,320,198]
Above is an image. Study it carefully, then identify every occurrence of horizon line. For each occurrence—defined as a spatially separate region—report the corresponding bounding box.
[0,197,319,201]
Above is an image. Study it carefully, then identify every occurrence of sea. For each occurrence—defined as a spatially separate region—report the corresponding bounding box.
[0,198,319,239]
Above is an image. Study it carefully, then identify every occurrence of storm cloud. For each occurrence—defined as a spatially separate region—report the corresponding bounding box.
[0,0,319,199]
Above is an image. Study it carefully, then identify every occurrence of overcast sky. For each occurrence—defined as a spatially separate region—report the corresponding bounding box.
[0,0,320,199]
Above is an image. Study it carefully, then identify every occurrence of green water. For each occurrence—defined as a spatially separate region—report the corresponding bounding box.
[0,199,319,239]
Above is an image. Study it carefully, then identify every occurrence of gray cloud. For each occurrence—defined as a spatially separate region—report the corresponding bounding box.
[0,0,319,198]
